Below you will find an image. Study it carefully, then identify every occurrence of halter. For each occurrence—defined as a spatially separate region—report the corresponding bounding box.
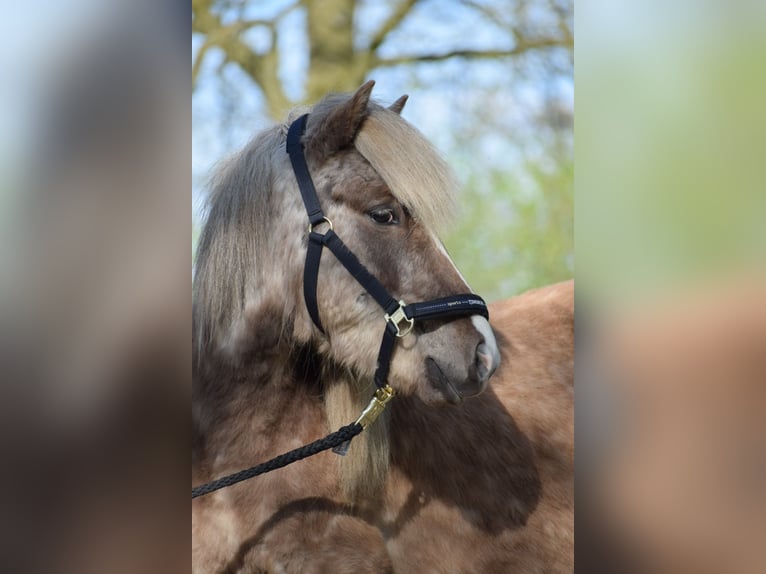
[286,113,488,435]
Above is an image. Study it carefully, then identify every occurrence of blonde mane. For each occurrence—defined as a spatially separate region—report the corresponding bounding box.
[193,126,284,362]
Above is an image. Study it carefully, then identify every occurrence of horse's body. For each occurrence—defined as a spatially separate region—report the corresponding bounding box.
[192,82,573,572]
[381,281,574,572]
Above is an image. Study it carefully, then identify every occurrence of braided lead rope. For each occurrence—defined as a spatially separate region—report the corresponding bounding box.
[192,385,396,499]
[192,423,362,499]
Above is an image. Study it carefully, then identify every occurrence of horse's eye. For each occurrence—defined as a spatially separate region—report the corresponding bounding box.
[369,208,398,225]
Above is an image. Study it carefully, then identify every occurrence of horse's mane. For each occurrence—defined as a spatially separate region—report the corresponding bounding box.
[193,126,285,362]
[194,93,458,361]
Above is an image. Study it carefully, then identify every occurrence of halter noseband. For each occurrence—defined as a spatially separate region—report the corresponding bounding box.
[286,113,489,408]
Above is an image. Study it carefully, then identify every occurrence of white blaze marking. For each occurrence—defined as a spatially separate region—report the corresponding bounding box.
[429,232,500,367]
[430,232,471,289]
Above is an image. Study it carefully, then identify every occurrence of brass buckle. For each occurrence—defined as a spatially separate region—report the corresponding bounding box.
[385,300,414,337]
[308,217,333,234]
[355,385,396,429]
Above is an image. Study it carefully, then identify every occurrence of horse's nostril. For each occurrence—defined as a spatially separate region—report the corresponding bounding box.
[475,342,497,382]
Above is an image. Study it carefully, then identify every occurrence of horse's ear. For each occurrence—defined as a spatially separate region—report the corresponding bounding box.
[309,80,375,157]
[389,94,408,114]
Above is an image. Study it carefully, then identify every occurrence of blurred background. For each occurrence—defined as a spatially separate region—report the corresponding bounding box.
[578,1,766,571]
[0,0,763,572]
[0,2,189,573]
[192,0,574,301]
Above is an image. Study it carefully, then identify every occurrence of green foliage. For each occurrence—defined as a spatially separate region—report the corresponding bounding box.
[445,157,573,302]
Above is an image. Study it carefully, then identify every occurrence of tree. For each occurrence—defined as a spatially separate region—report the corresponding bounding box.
[192,0,574,299]
[192,0,572,119]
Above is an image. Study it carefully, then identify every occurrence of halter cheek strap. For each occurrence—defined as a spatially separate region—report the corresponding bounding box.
[286,113,489,396]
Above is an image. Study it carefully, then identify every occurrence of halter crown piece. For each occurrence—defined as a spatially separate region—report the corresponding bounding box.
[286,113,489,453]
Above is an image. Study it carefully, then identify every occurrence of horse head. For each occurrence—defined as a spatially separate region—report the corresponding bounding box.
[286,81,499,405]
[195,81,499,406]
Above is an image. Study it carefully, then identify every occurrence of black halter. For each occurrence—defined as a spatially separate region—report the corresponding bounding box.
[286,113,489,392]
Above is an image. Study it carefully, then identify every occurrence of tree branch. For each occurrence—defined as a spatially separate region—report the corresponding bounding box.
[459,0,507,28]
[191,0,295,116]
[373,38,567,68]
[368,0,420,53]
[192,39,214,89]
[218,35,290,117]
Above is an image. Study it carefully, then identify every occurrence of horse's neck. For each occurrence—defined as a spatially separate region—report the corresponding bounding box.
[192,344,326,472]
[386,390,542,532]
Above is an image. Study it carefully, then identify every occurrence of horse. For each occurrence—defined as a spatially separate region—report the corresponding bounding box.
[192,81,574,573]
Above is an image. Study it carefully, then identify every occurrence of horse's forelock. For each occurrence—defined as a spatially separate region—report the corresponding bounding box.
[354,107,457,236]
[297,91,457,236]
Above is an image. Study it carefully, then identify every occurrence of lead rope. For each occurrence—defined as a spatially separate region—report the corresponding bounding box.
[191,113,488,499]
[192,424,362,499]
[191,384,396,498]
[192,385,395,499]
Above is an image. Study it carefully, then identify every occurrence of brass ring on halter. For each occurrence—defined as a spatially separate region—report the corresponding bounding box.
[385,300,415,337]
[308,217,333,234]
